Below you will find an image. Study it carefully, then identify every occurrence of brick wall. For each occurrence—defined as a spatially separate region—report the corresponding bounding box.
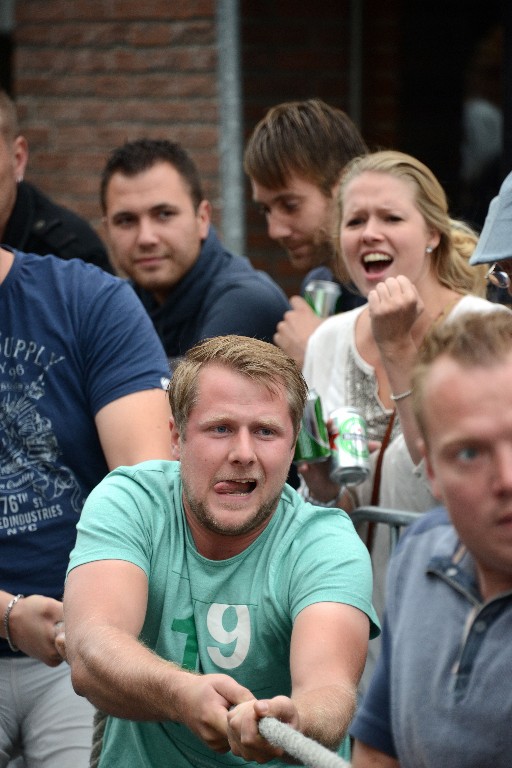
[242,0,353,296]
[11,2,504,295]
[360,0,401,152]
[15,1,384,297]
[14,1,220,235]
[241,0,401,296]
[12,1,404,296]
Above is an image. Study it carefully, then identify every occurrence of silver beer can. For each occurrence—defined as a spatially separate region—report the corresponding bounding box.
[329,406,370,485]
[304,279,341,318]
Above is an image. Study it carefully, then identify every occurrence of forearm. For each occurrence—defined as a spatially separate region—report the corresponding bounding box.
[378,342,423,465]
[389,401,423,465]
[69,620,256,753]
[69,623,193,722]
[293,680,357,750]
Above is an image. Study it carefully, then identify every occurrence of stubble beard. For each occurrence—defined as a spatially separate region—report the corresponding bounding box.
[313,226,336,261]
[182,480,283,538]
[287,227,336,272]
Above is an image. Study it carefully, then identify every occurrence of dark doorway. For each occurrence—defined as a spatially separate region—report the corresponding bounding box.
[399,0,504,228]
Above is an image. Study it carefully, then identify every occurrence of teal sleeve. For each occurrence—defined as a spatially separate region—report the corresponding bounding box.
[274,507,380,639]
[67,463,171,578]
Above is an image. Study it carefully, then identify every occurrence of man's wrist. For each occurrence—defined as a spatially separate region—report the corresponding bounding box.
[4,594,24,652]
[306,486,346,508]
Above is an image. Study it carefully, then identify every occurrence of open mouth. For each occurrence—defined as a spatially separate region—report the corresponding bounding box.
[362,252,393,274]
[213,480,257,496]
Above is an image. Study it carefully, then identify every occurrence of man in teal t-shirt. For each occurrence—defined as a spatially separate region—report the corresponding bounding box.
[64,335,379,767]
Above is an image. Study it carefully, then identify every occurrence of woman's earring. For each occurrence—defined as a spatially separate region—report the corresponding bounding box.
[425,246,433,254]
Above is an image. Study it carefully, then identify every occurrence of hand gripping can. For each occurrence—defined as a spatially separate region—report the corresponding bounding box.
[294,389,331,464]
[329,406,370,485]
[304,279,341,318]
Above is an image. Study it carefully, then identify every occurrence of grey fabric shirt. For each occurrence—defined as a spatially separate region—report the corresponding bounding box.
[351,507,512,767]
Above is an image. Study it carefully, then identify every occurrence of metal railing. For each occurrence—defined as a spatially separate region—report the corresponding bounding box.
[351,505,422,550]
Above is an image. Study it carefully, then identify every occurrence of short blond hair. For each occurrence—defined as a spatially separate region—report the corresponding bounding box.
[169,335,308,440]
[412,310,512,442]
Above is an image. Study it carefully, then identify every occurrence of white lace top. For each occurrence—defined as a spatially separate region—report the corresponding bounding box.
[303,295,508,511]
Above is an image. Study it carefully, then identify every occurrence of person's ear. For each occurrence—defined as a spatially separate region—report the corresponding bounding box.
[169,416,181,460]
[427,228,441,253]
[13,135,29,181]
[100,216,127,277]
[196,199,211,240]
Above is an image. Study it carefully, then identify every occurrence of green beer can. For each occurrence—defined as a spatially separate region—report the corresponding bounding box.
[294,389,331,464]
[304,279,341,318]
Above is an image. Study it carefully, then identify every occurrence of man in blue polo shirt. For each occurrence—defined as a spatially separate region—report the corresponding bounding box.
[350,310,512,767]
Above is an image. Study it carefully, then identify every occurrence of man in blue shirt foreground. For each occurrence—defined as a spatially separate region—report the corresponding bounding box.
[63,334,379,767]
[0,245,172,767]
[351,310,512,767]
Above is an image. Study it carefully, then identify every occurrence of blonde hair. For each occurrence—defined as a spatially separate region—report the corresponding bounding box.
[169,335,308,440]
[412,310,512,442]
[334,150,487,296]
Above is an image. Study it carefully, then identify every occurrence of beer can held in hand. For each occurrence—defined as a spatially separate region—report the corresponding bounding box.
[329,406,370,485]
[304,279,341,318]
[294,389,331,464]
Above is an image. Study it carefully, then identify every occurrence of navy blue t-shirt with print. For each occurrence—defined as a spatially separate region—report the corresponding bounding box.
[0,249,169,655]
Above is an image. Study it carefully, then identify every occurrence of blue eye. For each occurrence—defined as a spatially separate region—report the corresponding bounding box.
[457,446,479,462]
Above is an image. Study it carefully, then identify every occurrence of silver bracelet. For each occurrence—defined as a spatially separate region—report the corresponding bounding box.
[306,486,346,508]
[4,594,24,652]
[390,388,413,402]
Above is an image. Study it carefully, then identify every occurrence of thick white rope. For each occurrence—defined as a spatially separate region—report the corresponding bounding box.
[258,716,350,768]
[90,710,351,767]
